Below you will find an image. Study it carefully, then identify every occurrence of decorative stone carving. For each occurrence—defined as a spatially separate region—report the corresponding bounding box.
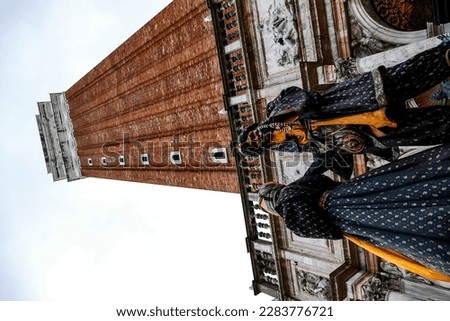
[297,270,332,300]
[348,0,432,45]
[361,270,404,301]
[335,10,401,81]
[362,276,387,301]
[350,16,397,58]
[334,57,359,82]
[257,0,299,72]
[379,261,433,285]
[361,258,450,300]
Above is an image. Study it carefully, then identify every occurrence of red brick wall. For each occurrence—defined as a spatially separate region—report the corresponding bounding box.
[66,0,239,193]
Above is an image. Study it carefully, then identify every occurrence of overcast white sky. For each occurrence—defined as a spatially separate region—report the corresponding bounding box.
[0,0,272,304]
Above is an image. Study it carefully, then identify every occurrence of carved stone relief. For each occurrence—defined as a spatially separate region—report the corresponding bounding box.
[361,276,388,301]
[256,0,299,75]
[334,57,359,82]
[379,261,433,285]
[334,9,399,82]
[348,0,431,45]
[296,269,333,300]
[349,15,397,58]
[360,260,447,301]
[361,272,402,301]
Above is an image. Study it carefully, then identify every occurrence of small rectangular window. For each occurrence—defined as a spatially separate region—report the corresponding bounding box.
[140,153,150,165]
[118,155,125,166]
[210,147,228,164]
[87,158,93,166]
[101,157,107,166]
[170,151,182,165]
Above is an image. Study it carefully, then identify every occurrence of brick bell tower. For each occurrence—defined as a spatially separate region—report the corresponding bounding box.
[35,0,239,193]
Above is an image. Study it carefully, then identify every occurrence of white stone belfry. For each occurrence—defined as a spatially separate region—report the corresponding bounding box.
[36,92,83,182]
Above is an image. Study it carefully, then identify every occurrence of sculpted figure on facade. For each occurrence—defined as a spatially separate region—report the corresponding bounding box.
[349,16,396,58]
[380,261,433,285]
[259,0,299,68]
[297,270,332,300]
[362,276,388,301]
[334,57,359,81]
